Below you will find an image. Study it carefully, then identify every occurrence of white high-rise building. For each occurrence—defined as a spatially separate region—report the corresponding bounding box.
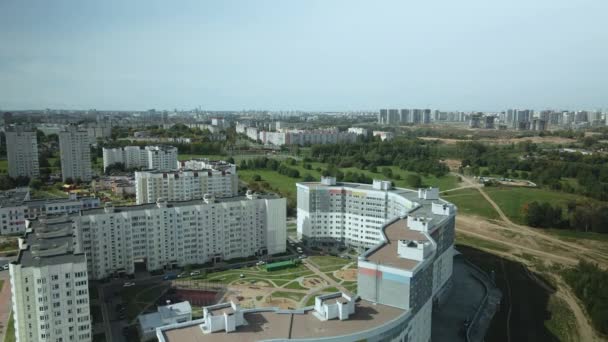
[102,145,178,172]
[59,125,92,182]
[6,125,39,179]
[73,193,286,279]
[135,168,238,204]
[9,217,91,342]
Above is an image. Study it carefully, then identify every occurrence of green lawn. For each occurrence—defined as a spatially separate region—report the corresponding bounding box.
[240,163,458,205]
[284,281,307,290]
[442,188,500,220]
[4,311,15,342]
[178,154,227,161]
[0,239,17,252]
[308,256,350,268]
[483,186,594,224]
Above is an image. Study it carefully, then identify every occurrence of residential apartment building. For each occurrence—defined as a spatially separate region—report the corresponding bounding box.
[102,145,178,172]
[6,125,40,179]
[156,178,456,342]
[59,125,92,182]
[9,217,91,342]
[0,189,100,235]
[134,168,238,204]
[259,129,359,146]
[73,193,286,279]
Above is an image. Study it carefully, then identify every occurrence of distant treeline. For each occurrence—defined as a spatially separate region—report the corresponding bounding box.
[310,140,449,177]
[456,141,608,201]
[524,201,608,234]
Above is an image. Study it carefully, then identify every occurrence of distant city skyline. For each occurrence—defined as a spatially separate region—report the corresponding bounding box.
[1,0,607,111]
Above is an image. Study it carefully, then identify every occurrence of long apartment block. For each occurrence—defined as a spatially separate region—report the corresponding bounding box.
[135,161,238,204]
[73,192,286,280]
[102,145,178,172]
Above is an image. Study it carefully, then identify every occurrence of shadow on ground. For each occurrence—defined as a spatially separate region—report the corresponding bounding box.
[457,244,560,342]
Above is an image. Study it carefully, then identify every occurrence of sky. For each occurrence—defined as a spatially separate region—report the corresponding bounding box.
[1,0,607,112]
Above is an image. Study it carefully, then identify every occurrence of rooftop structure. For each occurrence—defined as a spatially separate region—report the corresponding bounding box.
[139,301,193,340]
[9,216,91,342]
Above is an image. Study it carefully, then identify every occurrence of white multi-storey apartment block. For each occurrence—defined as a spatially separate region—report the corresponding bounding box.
[59,125,92,182]
[102,145,178,172]
[6,125,40,179]
[134,168,238,204]
[259,128,359,146]
[156,178,456,342]
[73,192,286,279]
[9,217,91,342]
[0,189,100,235]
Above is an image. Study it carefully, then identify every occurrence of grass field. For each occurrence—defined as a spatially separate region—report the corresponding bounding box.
[240,161,459,205]
[308,256,350,268]
[484,186,594,224]
[442,188,500,219]
[0,160,7,174]
[271,291,306,302]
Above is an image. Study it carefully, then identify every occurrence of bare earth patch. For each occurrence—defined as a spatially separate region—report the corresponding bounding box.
[302,277,326,288]
[334,269,357,282]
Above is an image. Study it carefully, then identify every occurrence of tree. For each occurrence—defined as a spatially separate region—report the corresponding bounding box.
[406,174,422,188]
[252,174,262,182]
[29,178,43,190]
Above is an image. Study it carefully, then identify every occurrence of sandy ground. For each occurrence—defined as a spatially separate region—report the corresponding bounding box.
[334,269,357,282]
[454,172,607,341]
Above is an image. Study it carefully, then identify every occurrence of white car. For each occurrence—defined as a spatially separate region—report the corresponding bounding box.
[123,282,136,287]
[190,271,201,276]
[1,264,9,271]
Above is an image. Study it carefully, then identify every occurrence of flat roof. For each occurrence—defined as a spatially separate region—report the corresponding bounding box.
[17,217,85,268]
[82,194,280,215]
[366,219,428,271]
[162,300,405,342]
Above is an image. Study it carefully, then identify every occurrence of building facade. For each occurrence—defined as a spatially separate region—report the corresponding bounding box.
[134,168,238,204]
[102,145,178,172]
[6,125,40,179]
[59,125,92,182]
[156,178,456,342]
[9,217,91,342]
[0,189,100,235]
[73,193,286,279]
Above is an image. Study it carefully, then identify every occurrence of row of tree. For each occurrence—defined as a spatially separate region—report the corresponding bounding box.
[524,201,608,233]
[563,261,608,334]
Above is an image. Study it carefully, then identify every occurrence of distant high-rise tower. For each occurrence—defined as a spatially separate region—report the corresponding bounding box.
[59,125,92,182]
[6,125,39,179]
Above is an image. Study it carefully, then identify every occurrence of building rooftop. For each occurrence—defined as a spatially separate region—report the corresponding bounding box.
[365,219,428,271]
[82,194,280,215]
[16,216,85,268]
[161,300,405,342]
[0,187,30,207]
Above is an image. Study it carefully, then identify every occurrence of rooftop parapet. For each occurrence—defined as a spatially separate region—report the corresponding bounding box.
[407,215,434,232]
[313,292,356,321]
[201,302,245,334]
[431,202,455,216]
[418,187,439,200]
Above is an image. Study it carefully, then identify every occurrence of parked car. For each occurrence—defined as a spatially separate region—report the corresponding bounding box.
[190,270,201,276]
[123,282,136,287]
[1,264,9,271]
[163,273,178,280]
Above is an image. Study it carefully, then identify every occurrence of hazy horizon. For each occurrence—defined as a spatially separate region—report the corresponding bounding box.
[1,0,607,111]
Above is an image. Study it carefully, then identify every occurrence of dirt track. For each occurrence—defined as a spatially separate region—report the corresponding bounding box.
[453,172,606,341]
